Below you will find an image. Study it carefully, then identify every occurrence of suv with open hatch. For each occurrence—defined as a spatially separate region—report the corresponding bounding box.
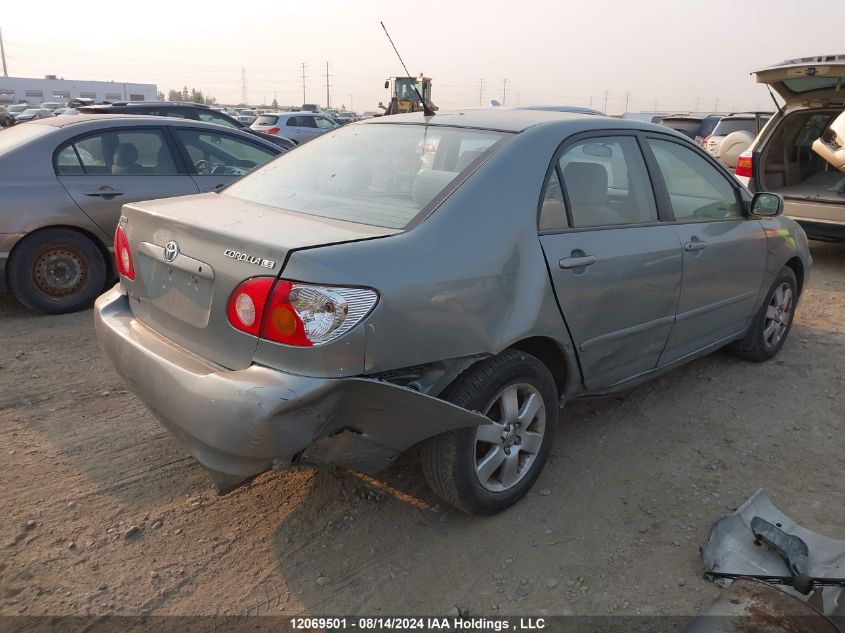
[735,55,845,241]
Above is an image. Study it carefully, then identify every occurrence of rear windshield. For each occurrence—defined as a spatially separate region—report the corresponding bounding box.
[254,115,279,126]
[661,119,701,137]
[712,119,756,136]
[0,124,52,155]
[783,77,841,94]
[224,123,510,229]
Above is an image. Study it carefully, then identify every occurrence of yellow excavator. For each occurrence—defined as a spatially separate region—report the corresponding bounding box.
[379,75,437,116]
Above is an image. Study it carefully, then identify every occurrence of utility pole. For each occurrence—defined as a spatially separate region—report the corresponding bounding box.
[653,98,658,111]
[0,28,8,78]
[240,67,247,105]
[603,90,609,113]
[350,94,354,111]
[301,63,307,106]
[624,90,630,114]
[694,96,700,112]
[325,62,331,109]
[478,79,484,106]
[589,96,593,107]
[714,97,719,111]
[502,79,508,106]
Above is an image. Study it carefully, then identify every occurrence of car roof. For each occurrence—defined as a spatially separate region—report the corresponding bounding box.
[26,113,256,131]
[361,108,671,135]
[85,101,212,109]
[754,54,845,73]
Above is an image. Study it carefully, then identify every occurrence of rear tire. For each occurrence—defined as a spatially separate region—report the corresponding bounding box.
[421,349,558,515]
[731,266,798,362]
[8,228,107,315]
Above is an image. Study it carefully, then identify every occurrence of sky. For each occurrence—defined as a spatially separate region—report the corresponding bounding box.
[2,0,842,114]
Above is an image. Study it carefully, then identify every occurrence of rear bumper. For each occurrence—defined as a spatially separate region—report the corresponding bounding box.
[93,287,487,491]
[790,218,845,242]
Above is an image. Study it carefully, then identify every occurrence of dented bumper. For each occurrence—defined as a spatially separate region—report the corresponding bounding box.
[94,288,488,491]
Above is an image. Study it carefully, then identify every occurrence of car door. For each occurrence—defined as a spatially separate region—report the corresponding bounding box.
[643,136,768,364]
[538,134,683,390]
[171,127,278,192]
[54,127,199,236]
[285,115,320,142]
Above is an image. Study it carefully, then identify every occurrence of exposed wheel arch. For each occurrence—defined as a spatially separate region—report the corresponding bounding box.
[508,336,574,399]
[785,256,804,297]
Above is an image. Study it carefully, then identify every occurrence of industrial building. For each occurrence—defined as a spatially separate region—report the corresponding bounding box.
[0,75,157,105]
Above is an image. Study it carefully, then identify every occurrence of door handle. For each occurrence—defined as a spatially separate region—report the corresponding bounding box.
[684,239,707,252]
[84,187,123,198]
[559,255,597,269]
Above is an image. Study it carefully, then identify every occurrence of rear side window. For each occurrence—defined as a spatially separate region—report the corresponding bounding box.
[55,129,179,176]
[558,136,658,228]
[225,124,509,229]
[647,139,741,220]
[197,110,240,129]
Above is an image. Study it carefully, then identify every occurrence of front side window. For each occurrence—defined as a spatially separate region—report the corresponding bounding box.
[225,124,509,229]
[174,129,276,176]
[54,129,178,176]
[647,139,741,220]
[558,136,658,228]
[314,116,335,130]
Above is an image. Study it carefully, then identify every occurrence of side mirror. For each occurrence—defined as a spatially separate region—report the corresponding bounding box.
[750,192,783,217]
[384,80,390,89]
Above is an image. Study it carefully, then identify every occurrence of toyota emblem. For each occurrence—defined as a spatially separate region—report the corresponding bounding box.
[163,240,179,262]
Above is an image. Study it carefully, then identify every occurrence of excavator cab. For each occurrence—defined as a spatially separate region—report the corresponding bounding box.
[379,75,436,116]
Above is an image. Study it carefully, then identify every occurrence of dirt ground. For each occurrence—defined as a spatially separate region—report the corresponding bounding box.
[1,241,843,619]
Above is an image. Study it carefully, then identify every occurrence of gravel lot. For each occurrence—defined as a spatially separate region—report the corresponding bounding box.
[1,241,843,619]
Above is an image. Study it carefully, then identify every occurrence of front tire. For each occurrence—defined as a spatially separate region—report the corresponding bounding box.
[8,228,107,314]
[732,266,798,362]
[421,349,558,515]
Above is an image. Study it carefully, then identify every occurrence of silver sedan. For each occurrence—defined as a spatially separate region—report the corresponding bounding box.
[94,109,811,514]
[0,115,282,313]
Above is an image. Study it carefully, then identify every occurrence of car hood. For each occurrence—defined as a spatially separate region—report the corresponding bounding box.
[754,55,845,104]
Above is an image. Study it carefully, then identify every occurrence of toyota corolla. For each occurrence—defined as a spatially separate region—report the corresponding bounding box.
[94,109,811,514]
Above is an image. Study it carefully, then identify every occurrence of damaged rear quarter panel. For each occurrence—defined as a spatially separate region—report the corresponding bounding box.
[274,124,582,383]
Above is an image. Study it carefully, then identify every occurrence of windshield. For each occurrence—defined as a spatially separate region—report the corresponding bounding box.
[225,123,509,229]
[0,124,53,155]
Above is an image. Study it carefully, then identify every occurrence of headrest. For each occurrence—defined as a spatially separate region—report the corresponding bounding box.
[563,162,608,206]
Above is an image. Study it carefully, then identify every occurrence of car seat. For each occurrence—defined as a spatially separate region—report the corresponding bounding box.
[562,162,623,226]
[111,143,143,175]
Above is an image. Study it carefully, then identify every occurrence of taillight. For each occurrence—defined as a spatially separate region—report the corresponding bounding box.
[226,278,378,346]
[226,277,274,336]
[735,151,753,178]
[265,127,280,135]
[114,225,135,280]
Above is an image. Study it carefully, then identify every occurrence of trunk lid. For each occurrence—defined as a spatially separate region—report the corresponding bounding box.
[120,192,398,370]
[754,55,845,104]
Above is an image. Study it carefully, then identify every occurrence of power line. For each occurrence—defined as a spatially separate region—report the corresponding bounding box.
[0,28,8,77]
[325,61,331,109]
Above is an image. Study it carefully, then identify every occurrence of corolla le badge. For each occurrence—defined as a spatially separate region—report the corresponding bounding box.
[163,240,179,262]
[224,249,276,270]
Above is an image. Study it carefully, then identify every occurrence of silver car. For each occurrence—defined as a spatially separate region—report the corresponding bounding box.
[94,110,811,514]
[0,115,282,313]
[251,112,338,143]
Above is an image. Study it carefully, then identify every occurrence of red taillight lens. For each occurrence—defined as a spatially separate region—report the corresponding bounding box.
[265,127,280,135]
[261,280,312,346]
[114,225,135,280]
[226,277,274,336]
[735,151,753,178]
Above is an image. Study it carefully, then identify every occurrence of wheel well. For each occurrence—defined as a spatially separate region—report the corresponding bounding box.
[509,337,568,396]
[785,257,804,296]
[8,225,114,278]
